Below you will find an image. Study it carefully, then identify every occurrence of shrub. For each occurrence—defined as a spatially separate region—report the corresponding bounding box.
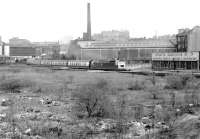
[164,74,192,90]
[68,75,74,84]
[95,78,109,90]
[184,90,199,106]
[0,78,33,93]
[73,79,114,118]
[148,87,161,100]
[127,80,145,90]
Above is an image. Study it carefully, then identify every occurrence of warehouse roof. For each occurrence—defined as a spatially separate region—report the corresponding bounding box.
[78,39,175,49]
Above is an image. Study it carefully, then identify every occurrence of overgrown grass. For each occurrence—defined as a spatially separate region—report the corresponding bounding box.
[0,78,34,93]
[127,80,145,90]
[0,65,200,138]
[164,74,193,90]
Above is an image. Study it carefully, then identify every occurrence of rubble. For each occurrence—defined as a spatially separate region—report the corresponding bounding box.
[37,111,53,120]
[95,119,117,132]
[128,121,146,136]
[39,97,62,107]
[0,113,6,121]
[40,97,53,105]
[15,112,37,120]
[24,128,31,136]
[49,114,71,122]
[1,98,13,106]
[26,107,34,112]
[52,101,61,106]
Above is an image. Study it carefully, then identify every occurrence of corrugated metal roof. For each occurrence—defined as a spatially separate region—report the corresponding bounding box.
[79,39,175,49]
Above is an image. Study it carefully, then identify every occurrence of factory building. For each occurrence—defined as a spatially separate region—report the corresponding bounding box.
[75,2,176,63]
[0,44,35,58]
[78,39,176,64]
[32,42,60,59]
[152,26,200,71]
[0,37,60,59]
[9,37,32,47]
[93,30,130,42]
[7,37,36,58]
[152,52,199,70]
[176,26,200,52]
[188,26,200,52]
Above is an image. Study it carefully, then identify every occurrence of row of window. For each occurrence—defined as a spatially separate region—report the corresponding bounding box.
[27,60,90,67]
[152,61,198,70]
[68,61,89,67]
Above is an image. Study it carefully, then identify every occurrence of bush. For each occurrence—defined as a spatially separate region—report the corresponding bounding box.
[148,87,161,100]
[73,79,114,118]
[0,78,33,93]
[127,81,145,90]
[164,74,192,90]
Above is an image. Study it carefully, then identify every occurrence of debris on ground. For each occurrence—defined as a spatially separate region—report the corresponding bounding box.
[1,98,13,106]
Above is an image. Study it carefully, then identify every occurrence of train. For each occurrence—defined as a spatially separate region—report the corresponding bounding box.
[26,58,126,71]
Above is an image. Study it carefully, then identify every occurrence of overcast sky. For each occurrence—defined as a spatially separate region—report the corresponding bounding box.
[0,0,200,42]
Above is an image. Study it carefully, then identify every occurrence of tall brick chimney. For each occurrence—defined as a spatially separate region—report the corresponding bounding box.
[87,2,91,40]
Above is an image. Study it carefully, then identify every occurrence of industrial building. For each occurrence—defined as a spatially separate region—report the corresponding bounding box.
[0,37,60,59]
[32,41,60,59]
[152,52,199,70]
[93,30,130,42]
[78,39,176,64]
[0,37,36,58]
[73,2,177,63]
[152,26,200,71]
[176,26,200,52]
[7,37,36,58]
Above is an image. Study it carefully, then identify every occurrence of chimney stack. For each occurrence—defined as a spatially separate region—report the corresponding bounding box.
[87,2,91,40]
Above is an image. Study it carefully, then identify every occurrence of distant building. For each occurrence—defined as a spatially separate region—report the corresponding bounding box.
[9,37,32,47]
[60,44,69,54]
[152,26,200,71]
[77,38,176,64]
[176,28,190,52]
[32,41,60,59]
[176,26,200,52]
[93,30,130,42]
[0,37,62,58]
[152,52,199,70]
[188,26,200,52]
[0,43,9,56]
[7,37,36,57]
